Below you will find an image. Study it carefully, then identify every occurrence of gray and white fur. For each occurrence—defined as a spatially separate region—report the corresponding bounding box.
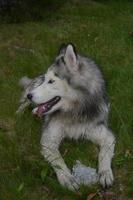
[16,75,45,113]
[19,44,115,190]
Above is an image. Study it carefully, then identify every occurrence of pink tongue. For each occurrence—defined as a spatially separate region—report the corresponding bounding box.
[36,105,46,117]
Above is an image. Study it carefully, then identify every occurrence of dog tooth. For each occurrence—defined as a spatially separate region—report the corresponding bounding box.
[43,106,46,110]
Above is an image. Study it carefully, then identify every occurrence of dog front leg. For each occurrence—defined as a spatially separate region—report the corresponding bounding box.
[40,126,79,191]
[87,125,115,188]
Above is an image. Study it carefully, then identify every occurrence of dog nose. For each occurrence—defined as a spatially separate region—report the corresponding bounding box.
[27,93,33,100]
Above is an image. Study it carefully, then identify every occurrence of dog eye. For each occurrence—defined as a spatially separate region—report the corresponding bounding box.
[48,79,55,84]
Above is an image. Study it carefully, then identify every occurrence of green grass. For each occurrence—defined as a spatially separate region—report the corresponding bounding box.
[0,0,133,199]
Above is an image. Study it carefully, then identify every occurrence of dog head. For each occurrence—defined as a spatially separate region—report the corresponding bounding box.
[27,44,81,117]
[26,43,107,121]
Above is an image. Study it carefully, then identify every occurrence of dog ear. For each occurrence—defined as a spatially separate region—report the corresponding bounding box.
[58,43,67,54]
[64,44,78,70]
[19,76,32,89]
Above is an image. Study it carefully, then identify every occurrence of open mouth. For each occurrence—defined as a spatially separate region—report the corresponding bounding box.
[33,96,61,117]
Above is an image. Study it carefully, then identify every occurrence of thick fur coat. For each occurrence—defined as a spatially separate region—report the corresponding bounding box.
[18,44,115,190]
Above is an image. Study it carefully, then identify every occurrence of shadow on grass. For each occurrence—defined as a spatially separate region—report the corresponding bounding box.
[0,0,66,23]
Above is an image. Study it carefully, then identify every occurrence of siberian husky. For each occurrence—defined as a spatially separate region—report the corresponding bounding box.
[19,44,115,190]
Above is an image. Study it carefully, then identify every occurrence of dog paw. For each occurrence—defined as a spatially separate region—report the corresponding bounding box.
[99,169,114,188]
[57,171,79,191]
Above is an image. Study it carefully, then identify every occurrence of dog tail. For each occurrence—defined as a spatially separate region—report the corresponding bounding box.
[19,76,32,89]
